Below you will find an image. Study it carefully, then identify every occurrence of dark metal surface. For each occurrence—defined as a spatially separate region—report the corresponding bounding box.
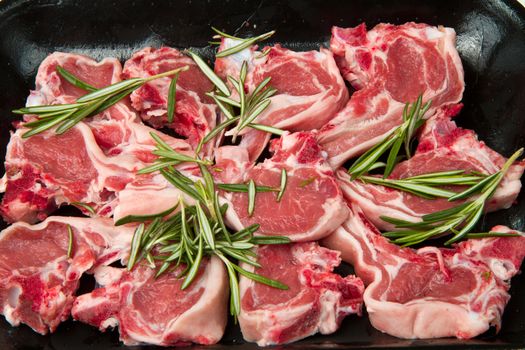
[0,0,524,348]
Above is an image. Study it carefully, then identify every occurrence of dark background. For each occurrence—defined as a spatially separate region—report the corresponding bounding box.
[0,0,525,349]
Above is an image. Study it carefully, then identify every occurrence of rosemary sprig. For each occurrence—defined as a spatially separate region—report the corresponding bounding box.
[187,49,282,155]
[126,188,290,316]
[359,171,487,200]
[348,95,431,179]
[15,65,189,138]
[381,148,523,246]
[132,132,292,315]
[212,27,275,58]
[71,202,96,215]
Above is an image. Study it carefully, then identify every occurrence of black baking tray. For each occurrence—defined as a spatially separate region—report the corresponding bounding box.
[1,0,525,349]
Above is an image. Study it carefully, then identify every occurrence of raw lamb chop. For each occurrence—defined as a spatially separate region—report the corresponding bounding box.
[215,40,348,161]
[27,52,123,107]
[238,242,364,346]
[0,217,133,334]
[318,22,465,168]
[72,257,228,346]
[322,204,525,339]
[0,121,193,223]
[222,131,349,242]
[122,47,217,154]
[337,106,525,230]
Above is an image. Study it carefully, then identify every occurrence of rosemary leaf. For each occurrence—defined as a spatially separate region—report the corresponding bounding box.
[181,235,203,289]
[153,149,210,165]
[250,235,291,245]
[249,123,284,135]
[71,202,96,215]
[211,27,242,40]
[187,50,230,96]
[466,231,520,239]
[77,78,143,103]
[248,179,256,216]
[115,204,179,226]
[22,111,75,138]
[136,160,181,175]
[196,202,216,250]
[276,169,287,202]
[167,73,179,123]
[66,224,74,258]
[216,30,276,58]
[231,263,288,289]
[128,223,145,270]
[56,66,97,92]
[217,183,278,193]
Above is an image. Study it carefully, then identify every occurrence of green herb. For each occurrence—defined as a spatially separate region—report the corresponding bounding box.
[212,27,275,58]
[186,50,230,96]
[359,171,487,200]
[56,66,97,92]
[247,179,256,216]
[347,95,431,179]
[16,65,189,138]
[71,202,96,215]
[217,183,278,193]
[66,224,74,258]
[137,132,212,175]
[381,148,523,246]
[189,39,283,155]
[115,203,179,226]
[166,73,179,123]
[255,47,272,59]
[126,197,290,316]
[133,134,292,316]
[276,169,287,202]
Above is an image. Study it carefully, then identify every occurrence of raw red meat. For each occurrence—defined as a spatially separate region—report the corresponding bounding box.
[318,22,465,168]
[222,131,349,241]
[238,242,364,346]
[27,52,123,106]
[337,107,525,230]
[122,47,217,154]
[215,40,348,161]
[72,256,228,346]
[322,204,525,339]
[0,216,133,334]
[0,121,193,223]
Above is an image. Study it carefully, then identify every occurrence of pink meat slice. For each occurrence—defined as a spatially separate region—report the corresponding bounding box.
[318,22,465,168]
[72,256,228,346]
[0,216,133,334]
[322,204,525,339]
[215,40,348,161]
[223,131,349,241]
[337,107,525,230]
[0,120,193,223]
[239,242,364,346]
[27,51,123,107]
[122,47,217,155]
